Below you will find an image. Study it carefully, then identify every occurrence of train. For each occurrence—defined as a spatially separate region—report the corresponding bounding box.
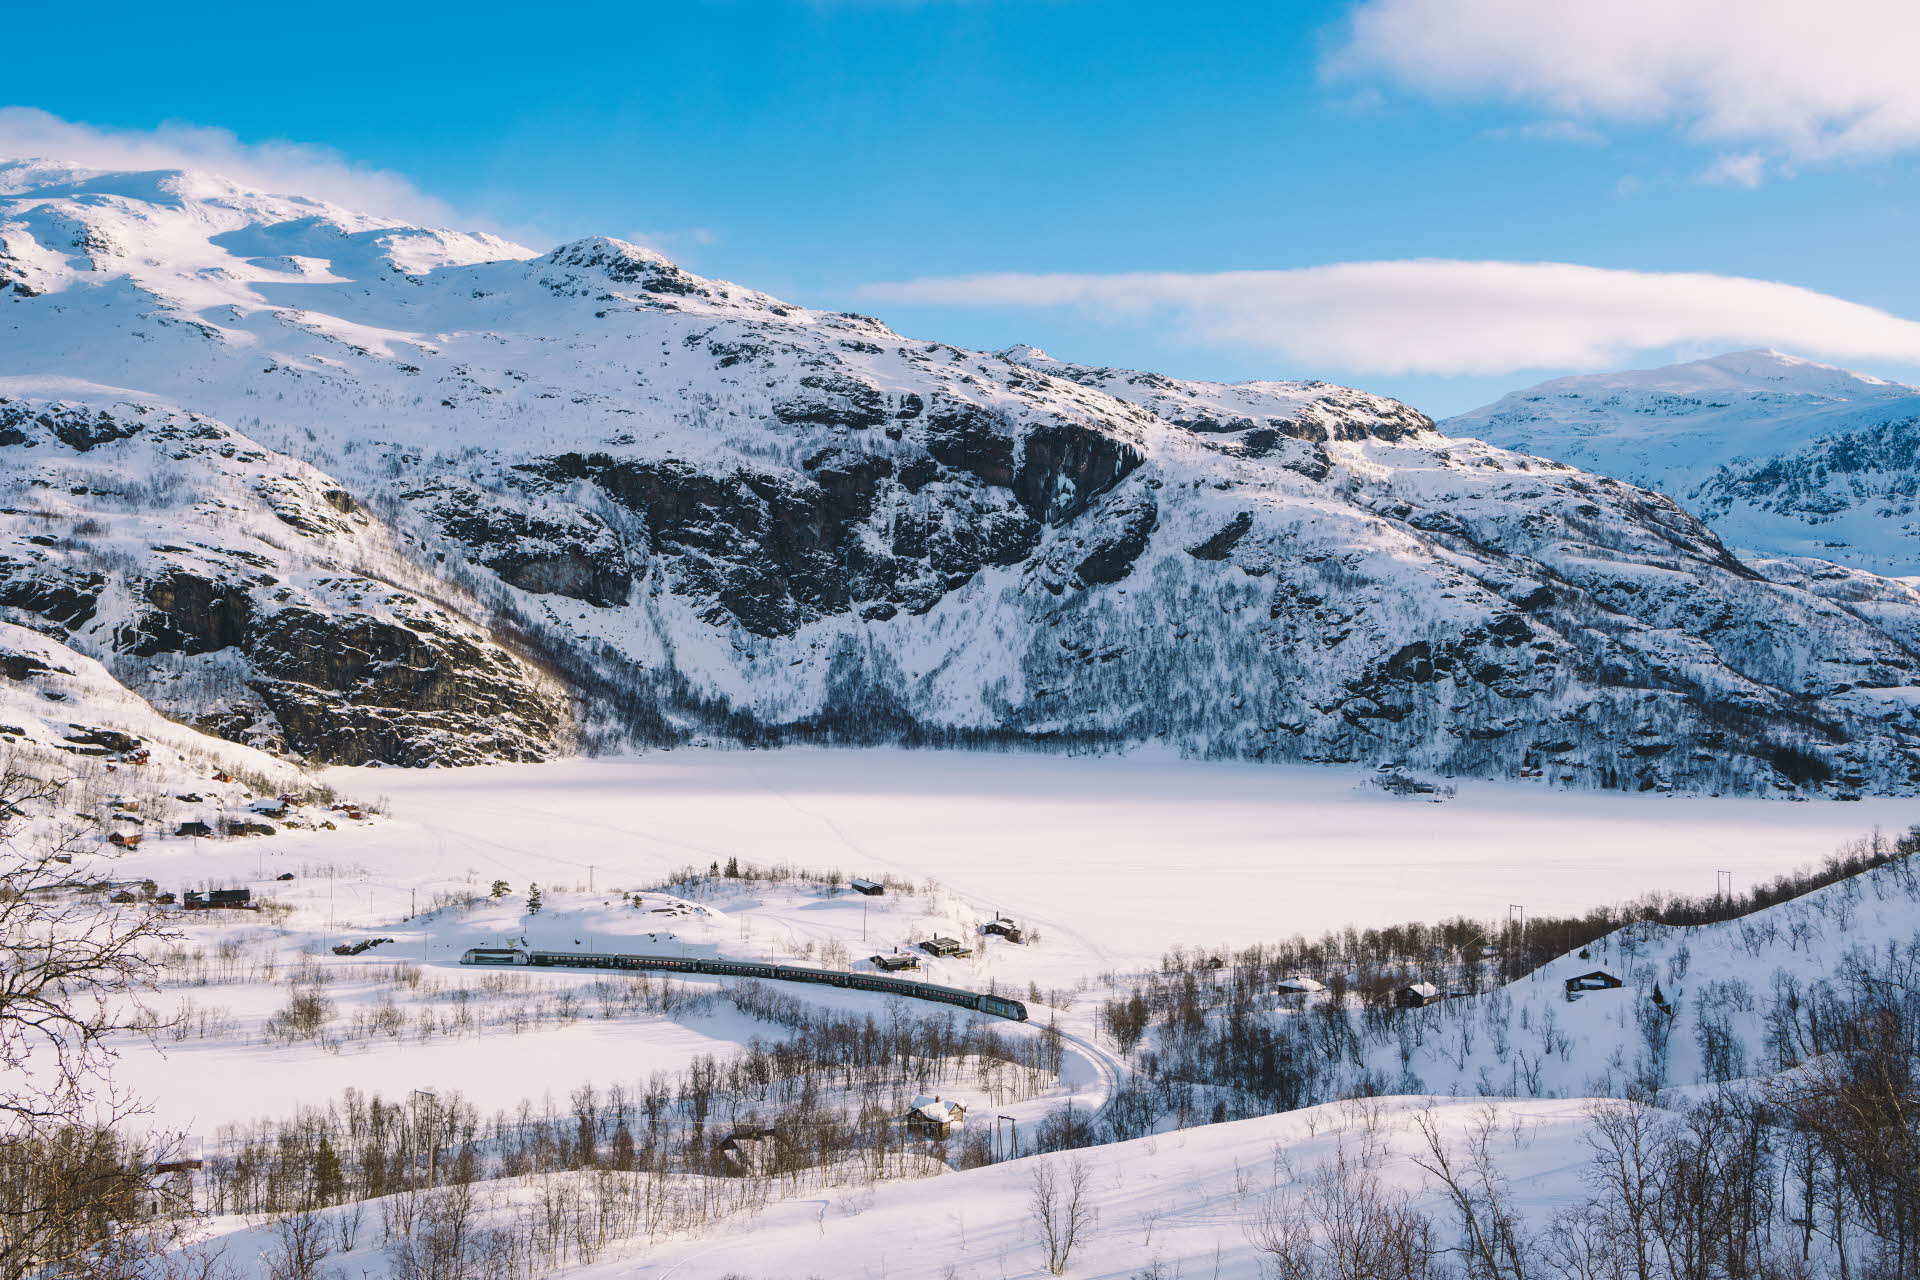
[459,946,1030,1022]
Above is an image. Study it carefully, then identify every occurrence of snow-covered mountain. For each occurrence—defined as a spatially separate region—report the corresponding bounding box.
[1448,349,1920,574]
[12,163,1920,792]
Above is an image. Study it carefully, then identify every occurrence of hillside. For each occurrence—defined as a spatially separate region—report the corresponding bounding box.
[1449,349,1920,574]
[11,164,1920,791]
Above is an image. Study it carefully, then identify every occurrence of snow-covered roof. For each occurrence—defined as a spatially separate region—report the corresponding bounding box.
[1402,982,1439,998]
[908,1095,964,1122]
[1275,976,1326,992]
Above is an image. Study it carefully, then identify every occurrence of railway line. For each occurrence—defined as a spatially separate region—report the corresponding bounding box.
[461,946,1030,1021]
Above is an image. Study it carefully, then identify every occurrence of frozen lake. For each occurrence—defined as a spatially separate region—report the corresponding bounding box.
[332,748,1918,970]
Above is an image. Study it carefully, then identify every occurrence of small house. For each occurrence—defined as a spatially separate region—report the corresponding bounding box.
[175,821,215,838]
[108,889,137,904]
[1274,976,1326,994]
[871,952,920,972]
[718,1127,781,1175]
[919,936,973,958]
[903,1095,967,1140]
[850,878,885,896]
[107,831,142,849]
[983,918,1026,944]
[1564,970,1624,1000]
[1394,982,1443,1008]
[151,1136,203,1175]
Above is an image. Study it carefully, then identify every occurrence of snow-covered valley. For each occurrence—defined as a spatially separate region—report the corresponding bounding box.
[5,156,1920,1280]
[38,745,1911,1279]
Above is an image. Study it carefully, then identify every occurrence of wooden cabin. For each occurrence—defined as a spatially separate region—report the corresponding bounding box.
[982,918,1026,944]
[871,952,920,972]
[1274,976,1326,994]
[919,936,973,958]
[903,1095,967,1140]
[1564,970,1624,1000]
[1394,982,1443,1008]
[151,1136,203,1175]
[850,878,885,896]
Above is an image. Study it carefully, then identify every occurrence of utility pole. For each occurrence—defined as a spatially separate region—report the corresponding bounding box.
[589,864,595,893]
[1717,870,1733,902]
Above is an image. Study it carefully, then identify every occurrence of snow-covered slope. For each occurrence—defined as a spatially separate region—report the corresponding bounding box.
[0,618,358,854]
[1449,349,1920,573]
[0,385,568,764]
[14,163,1920,790]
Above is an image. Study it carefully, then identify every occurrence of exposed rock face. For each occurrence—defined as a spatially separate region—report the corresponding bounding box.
[0,395,568,766]
[13,165,1920,791]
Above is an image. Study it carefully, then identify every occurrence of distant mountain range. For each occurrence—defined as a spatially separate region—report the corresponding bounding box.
[1448,349,1920,575]
[6,160,1920,793]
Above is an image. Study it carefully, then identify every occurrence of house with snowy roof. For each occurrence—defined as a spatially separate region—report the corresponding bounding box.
[1394,981,1443,1008]
[903,1095,967,1139]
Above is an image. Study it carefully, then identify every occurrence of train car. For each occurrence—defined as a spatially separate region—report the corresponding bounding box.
[460,947,529,965]
[460,948,1028,1021]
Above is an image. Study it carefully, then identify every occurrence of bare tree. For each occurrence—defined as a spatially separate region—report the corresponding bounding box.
[0,761,178,1280]
[0,763,174,1127]
[264,1212,334,1280]
[1247,1142,1442,1280]
[1029,1154,1097,1275]
[1409,1104,1535,1280]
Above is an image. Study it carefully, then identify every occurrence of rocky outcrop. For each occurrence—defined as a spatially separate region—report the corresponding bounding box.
[0,395,569,766]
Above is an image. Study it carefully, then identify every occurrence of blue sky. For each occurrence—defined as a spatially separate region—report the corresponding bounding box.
[6,0,1920,415]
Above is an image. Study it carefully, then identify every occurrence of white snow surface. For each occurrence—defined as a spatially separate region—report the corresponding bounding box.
[327,749,1917,967]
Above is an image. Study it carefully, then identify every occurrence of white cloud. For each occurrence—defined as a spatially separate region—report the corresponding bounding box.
[1332,0,1920,168]
[1483,120,1607,146]
[858,260,1920,376]
[0,107,462,224]
[1699,152,1768,188]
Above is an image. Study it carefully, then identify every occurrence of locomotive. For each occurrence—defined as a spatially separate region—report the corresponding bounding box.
[459,947,1029,1022]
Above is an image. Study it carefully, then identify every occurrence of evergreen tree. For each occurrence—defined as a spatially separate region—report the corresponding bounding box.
[312,1135,345,1207]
